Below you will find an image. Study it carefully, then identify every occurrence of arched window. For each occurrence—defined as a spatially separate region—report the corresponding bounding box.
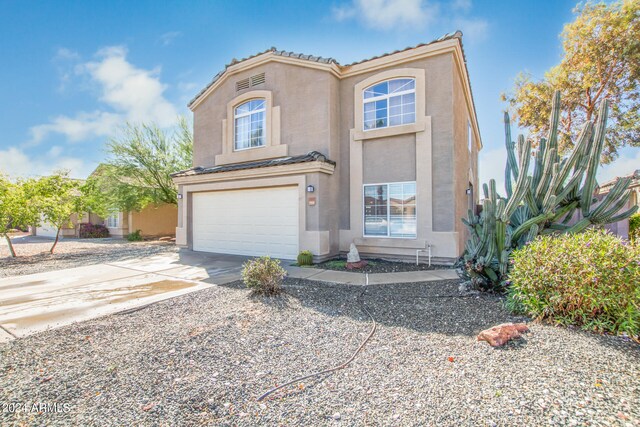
[363,78,415,130]
[234,99,266,150]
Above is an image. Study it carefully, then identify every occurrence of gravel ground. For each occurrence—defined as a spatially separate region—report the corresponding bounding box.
[315,258,452,273]
[0,236,177,278]
[1,278,638,426]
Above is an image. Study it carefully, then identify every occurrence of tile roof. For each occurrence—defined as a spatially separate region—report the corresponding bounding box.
[598,169,640,192]
[171,151,336,178]
[188,31,463,107]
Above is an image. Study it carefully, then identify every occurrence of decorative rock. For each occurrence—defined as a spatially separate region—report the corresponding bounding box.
[347,243,360,263]
[346,260,368,270]
[477,323,529,347]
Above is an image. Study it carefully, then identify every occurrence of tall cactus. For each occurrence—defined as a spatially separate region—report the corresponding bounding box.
[462,92,638,290]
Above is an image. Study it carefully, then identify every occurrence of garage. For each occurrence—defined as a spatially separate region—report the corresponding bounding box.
[191,186,299,259]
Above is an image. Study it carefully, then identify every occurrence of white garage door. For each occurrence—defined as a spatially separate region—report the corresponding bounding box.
[192,186,299,259]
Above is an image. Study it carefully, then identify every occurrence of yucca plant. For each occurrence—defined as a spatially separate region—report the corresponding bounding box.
[462,91,638,291]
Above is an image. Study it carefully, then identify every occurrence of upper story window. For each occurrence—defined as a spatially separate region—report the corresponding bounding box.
[234,99,266,150]
[363,78,415,131]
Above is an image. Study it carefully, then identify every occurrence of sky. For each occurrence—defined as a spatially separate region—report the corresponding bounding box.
[1,0,637,190]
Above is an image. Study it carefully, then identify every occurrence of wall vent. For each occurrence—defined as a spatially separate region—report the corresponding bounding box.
[236,78,250,92]
[250,73,266,86]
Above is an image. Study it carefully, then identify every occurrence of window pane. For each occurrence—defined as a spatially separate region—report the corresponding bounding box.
[389,78,414,93]
[403,112,415,125]
[402,92,415,105]
[364,102,375,113]
[389,115,402,127]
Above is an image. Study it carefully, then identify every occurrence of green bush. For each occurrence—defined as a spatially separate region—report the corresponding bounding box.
[296,250,314,266]
[630,213,640,242]
[127,229,143,242]
[242,256,287,295]
[506,229,639,338]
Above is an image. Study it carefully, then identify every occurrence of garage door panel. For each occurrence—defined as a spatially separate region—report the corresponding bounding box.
[192,187,299,259]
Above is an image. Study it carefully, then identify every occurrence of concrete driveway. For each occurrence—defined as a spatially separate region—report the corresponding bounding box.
[0,251,251,342]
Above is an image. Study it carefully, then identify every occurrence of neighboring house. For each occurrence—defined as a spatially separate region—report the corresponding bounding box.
[34,212,102,239]
[172,31,481,262]
[596,169,640,239]
[103,204,178,238]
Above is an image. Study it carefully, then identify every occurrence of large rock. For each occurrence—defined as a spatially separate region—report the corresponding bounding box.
[346,243,360,263]
[477,323,529,347]
[346,260,368,270]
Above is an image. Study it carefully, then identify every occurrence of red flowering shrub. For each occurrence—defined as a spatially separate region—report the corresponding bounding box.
[79,223,110,238]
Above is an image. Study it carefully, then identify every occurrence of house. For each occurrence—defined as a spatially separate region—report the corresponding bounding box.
[596,169,640,239]
[171,31,481,262]
[33,205,177,239]
[103,204,178,238]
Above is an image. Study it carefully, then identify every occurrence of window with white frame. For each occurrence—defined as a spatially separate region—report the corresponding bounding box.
[363,78,416,131]
[106,213,119,228]
[234,99,266,150]
[363,182,416,238]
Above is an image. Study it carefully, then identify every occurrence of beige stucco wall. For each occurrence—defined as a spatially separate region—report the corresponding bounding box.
[129,204,178,237]
[182,43,480,261]
[193,62,339,168]
[452,59,480,251]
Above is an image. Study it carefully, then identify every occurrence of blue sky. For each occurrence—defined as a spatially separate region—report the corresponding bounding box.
[1,0,637,188]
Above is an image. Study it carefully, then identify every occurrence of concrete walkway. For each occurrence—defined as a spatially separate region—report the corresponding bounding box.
[0,251,457,342]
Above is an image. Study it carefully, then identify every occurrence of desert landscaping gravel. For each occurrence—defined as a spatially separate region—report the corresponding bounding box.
[0,236,177,278]
[1,278,638,426]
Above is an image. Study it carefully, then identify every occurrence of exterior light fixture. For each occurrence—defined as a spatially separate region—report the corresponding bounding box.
[177,194,183,199]
[465,188,472,195]
[306,185,315,193]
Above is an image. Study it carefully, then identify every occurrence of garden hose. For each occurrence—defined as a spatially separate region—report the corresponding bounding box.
[256,274,377,402]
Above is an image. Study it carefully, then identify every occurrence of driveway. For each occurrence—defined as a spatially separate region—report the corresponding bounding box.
[0,251,250,341]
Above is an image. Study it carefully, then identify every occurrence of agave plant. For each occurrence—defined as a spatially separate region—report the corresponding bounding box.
[462,91,638,291]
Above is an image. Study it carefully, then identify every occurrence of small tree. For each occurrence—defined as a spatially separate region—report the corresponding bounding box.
[86,117,192,214]
[0,175,40,257]
[36,172,86,254]
[503,0,640,163]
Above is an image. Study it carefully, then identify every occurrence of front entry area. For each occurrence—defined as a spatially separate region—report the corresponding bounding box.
[191,186,299,259]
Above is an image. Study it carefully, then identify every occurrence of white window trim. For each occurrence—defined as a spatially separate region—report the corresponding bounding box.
[363,79,416,132]
[362,181,417,239]
[233,99,266,151]
[106,213,119,228]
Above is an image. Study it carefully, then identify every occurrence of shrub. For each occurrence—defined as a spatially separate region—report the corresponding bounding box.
[506,229,639,338]
[296,250,314,266]
[242,256,287,295]
[79,223,110,238]
[127,230,143,242]
[629,213,640,243]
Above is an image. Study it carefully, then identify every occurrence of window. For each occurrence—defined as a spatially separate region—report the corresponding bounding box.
[363,78,415,131]
[106,213,119,228]
[234,99,266,150]
[363,182,416,238]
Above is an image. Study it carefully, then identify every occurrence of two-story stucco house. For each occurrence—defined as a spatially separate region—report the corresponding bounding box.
[172,31,481,263]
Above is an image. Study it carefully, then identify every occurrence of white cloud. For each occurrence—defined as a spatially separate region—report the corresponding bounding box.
[451,0,472,12]
[30,111,121,144]
[333,0,438,30]
[83,46,177,126]
[159,31,182,46]
[0,147,93,179]
[29,45,178,144]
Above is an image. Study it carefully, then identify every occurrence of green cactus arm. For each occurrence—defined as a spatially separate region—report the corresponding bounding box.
[566,217,593,234]
[504,111,519,180]
[511,211,554,243]
[591,191,632,224]
[602,205,639,223]
[581,100,609,216]
[587,177,632,222]
[546,91,561,152]
[532,139,546,191]
[505,162,513,197]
